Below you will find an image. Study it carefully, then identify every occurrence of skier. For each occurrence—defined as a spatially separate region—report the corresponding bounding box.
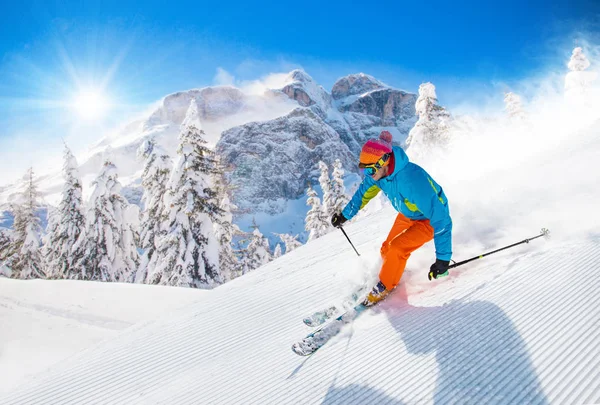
[331,131,452,306]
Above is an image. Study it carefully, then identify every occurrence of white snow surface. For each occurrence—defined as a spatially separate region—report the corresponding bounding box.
[0,279,204,394]
[1,221,598,404]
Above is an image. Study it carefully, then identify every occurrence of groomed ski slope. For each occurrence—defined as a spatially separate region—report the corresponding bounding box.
[2,115,600,403]
[1,218,598,404]
[0,279,205,394]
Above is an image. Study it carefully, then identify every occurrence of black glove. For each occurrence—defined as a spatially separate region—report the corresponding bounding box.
[331,212,348,228]
[428,259,450,280]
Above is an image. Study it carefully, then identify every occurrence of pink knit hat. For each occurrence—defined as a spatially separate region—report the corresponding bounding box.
[359,131,393,165]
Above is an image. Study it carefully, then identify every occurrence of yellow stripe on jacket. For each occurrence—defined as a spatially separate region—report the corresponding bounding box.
[360,184,381,209]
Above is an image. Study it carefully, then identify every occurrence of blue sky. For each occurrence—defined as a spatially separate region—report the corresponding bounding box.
[0,0,598,184]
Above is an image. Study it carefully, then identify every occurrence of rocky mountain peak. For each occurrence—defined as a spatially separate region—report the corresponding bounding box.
[276,69,332,109]
[286,69,316,85]
[144,86,247,129]
[216,107,355,214]
[331,73,386,100]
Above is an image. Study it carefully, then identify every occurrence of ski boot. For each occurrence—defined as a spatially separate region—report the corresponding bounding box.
[363,281,391,307]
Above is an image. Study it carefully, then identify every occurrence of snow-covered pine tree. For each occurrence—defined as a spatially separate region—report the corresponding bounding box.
[72,159,139,282]
[235,238,251,276]
[274,232,303,254]
[151,99,223,288]
[213,182,242,282]
[305,184,329,241]
[136,138,172,283]
[43,145,86,279]
[565,47,597,105]
[42,206,59,279]
[244,221,272,271]
[504,92,527,121]
[318,161,332,218]
[568,47,591,71]
[0,228,12,262]
[327,159,349,216]
[0,229,12,277]
[122,204,141,283]
[273,243,282,259]
[209,160,242,282]
[405,82,452,157]
[10,168,44,279]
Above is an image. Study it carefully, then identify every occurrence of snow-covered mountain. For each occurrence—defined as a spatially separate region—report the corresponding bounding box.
[217,107,356,214]
[0,70,417,236]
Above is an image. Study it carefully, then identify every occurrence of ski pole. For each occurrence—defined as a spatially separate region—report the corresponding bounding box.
[339,226,361,257]
[449,228,550,269]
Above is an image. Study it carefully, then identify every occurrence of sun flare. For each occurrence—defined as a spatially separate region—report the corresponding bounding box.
[72,89,110,120]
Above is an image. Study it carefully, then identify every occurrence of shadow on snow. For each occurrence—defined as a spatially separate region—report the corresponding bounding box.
[377,282,548,404]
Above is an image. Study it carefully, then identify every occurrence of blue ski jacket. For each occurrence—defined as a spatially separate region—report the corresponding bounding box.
[342,146,452,261]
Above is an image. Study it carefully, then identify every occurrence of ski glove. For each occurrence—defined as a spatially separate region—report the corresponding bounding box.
[331,213,348,228]
[429,259,450,280]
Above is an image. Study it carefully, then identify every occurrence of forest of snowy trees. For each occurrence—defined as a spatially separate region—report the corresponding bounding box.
[0,47,594,288]
[0,98,351,288]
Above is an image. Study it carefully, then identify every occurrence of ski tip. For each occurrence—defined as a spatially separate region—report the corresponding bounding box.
[292,339,319,356]
[292,343,312,356]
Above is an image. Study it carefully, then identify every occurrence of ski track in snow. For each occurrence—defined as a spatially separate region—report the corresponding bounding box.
[0,226,598,404]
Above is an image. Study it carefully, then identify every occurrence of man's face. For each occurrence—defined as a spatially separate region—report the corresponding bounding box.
[371,165,388,181]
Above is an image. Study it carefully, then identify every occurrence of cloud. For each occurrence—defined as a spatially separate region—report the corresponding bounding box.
[234,57,301,79]
[238,72,292,95]
[213,67,235,86]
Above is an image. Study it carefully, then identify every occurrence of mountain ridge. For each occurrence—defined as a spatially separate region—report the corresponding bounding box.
[0,69,418,237]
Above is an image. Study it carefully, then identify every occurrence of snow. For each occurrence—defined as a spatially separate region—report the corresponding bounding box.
[0,278,204,394]
[1,220,598,403]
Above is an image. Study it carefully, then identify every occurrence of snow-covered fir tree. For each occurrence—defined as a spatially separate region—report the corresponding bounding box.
[43,145,86,279]
[305,184,329,241]
[318,161,332,217]
[274,232,303,254]
[9,168,45,279]
[123,205,141,281]
[136,138,172,283]
[273,243,282,259]
[243,221,272,271]
[235,238,251,276]
[565,47,597,105]
[151,99,223,288]
[504,92,527,121]
[568,47,591,71]
[326,159,349,216]
[0,229,12,277]
[0,229,12,262]
[41,206,59,279]
[212,168,242,283]
[72,159,139,282]
[406,82,452,156]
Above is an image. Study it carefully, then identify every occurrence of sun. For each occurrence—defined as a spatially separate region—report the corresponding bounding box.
[72,89,110,121]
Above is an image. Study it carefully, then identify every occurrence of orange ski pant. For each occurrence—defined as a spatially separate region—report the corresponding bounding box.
[379,213,434,290]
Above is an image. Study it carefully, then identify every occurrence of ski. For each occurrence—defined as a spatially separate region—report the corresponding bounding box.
[302,285,369,327]
[292,303,369,356]
[303,306,338,327]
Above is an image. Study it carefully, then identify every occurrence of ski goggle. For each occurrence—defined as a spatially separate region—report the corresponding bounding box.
[359,153,390,177]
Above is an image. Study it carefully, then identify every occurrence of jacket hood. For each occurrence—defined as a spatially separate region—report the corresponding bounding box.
[388,146,409,177]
